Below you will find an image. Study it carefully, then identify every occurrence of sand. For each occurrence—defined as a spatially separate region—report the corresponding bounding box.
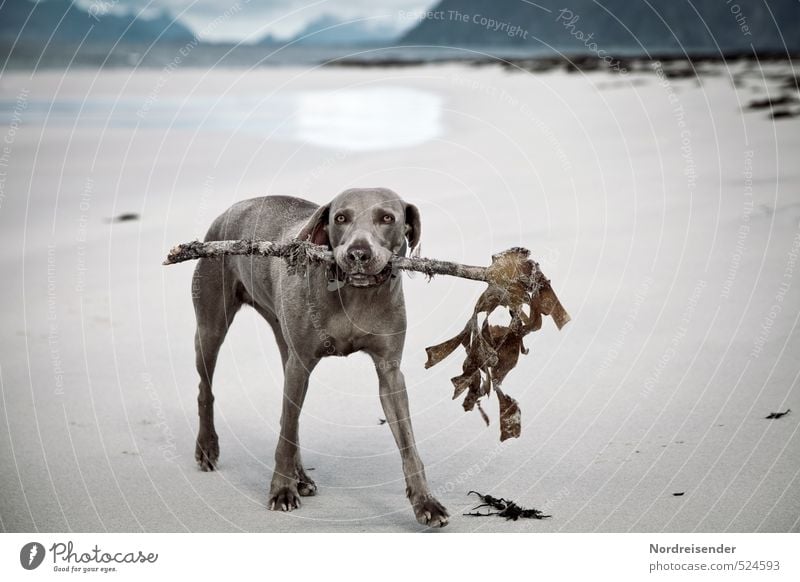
[0,61,798,532]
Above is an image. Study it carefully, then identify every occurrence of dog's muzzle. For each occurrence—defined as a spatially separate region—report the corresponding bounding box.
[330,263,394,288]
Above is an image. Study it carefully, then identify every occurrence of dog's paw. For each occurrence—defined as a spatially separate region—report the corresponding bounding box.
[297,479,317,497]
[412,495,449,528]
[268,486,302,512]
[296,466,317,496]
[195,433,219,471]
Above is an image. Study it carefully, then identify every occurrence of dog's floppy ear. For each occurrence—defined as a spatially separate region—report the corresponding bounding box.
[297,203,331,247]
[404,203,422,256]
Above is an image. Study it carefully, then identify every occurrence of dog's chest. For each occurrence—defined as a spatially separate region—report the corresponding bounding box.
[311,307,363,357]
[308,294,400,358]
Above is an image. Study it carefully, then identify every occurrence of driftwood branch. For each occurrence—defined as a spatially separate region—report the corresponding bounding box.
[163,238,495,283]
[163,239,329,266]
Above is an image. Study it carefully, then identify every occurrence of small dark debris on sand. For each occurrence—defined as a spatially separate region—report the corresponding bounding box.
[781,74,800,90]
[661,66,697,80]
[673,492,685,497]
[770,110,799,119]
[748,95,796,109]
[765,409,791,419]
[746,95,799,110]
[108,212,140,223]
[378,418,387,425]
[464,491,550,521]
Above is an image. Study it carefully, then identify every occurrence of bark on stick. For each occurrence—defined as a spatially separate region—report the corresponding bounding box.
[163,239,492,283]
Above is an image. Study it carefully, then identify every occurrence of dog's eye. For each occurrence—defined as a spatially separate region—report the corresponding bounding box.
[381,214,395,224]
[334,214,347,224]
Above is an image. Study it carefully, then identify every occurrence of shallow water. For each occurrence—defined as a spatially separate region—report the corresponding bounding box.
[0,85,443,152]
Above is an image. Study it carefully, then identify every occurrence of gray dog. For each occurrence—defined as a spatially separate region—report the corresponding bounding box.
[192,187,449,527]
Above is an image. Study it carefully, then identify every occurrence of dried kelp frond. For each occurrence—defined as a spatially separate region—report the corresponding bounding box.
[496,388,521,442]
[464,491,551,521]
[425,248,569,441]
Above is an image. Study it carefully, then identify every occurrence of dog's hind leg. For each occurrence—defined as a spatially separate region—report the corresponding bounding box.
[192,258,242,471]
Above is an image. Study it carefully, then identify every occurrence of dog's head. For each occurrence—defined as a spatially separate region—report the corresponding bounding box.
[297,188,421,288]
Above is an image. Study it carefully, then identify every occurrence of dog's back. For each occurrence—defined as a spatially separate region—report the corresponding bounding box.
[204,195,318,244]
[197,195,320,314]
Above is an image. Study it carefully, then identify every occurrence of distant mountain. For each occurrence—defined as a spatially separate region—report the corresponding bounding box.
[400,0,800,54]
[261,13,399,46]
[0,0,195,45]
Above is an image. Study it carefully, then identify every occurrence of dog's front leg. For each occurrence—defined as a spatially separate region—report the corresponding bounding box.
[372,357,449,527]
[269,354,317,511]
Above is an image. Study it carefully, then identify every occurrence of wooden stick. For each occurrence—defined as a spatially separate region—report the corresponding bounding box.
[163,239,494,283]
[162,239,330,265]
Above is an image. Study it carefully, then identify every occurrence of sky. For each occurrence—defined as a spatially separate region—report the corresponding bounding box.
[72,0,439,42]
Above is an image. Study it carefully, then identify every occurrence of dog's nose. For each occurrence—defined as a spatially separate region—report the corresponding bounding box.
[347,244,371,262]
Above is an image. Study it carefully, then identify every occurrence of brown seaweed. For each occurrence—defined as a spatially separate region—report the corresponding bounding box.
[425,248,569,441]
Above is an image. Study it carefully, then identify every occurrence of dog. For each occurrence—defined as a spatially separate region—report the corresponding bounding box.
[192,187,449,527]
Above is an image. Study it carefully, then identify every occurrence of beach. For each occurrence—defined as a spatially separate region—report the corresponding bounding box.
[0,60,798,532]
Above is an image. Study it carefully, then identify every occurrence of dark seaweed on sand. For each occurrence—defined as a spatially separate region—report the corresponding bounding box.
[464,491,551,521]
[108,212,140,222]
[765,409,791,419]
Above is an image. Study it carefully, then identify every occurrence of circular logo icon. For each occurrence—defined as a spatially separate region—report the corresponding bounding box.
[20,542,45,570]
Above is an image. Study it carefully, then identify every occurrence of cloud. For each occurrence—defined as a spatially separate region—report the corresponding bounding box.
[74,0,436,42]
